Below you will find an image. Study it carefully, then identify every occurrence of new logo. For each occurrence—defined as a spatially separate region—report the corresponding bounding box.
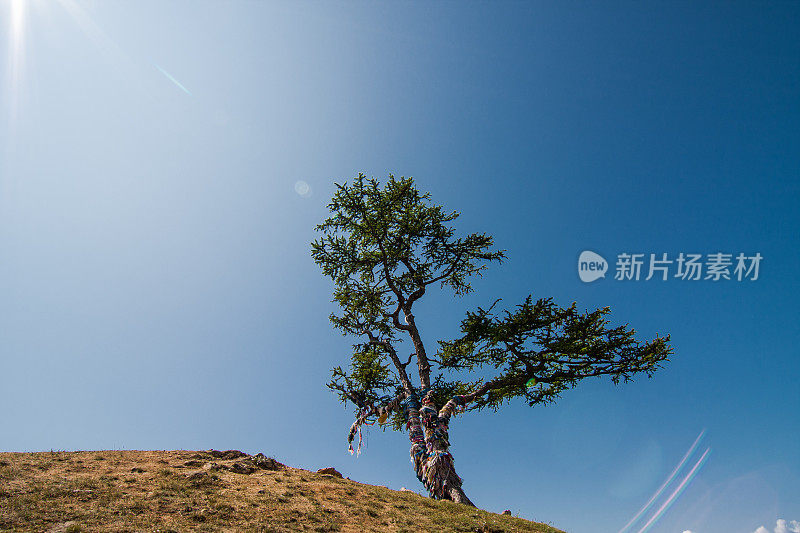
[578,251,607,283]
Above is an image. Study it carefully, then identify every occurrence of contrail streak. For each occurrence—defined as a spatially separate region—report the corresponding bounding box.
[155,64,192,96]
[636,447,712,533]
[618,430,706,533]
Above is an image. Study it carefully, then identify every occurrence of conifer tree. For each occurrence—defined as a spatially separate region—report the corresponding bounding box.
[311,174,671,505]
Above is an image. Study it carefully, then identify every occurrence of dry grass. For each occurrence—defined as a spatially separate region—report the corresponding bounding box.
[0,450,563,533]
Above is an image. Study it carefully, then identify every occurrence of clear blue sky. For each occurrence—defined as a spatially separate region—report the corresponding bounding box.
[1,2,798,532]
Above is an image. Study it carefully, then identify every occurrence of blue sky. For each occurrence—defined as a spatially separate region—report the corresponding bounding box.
[1,2,798,532]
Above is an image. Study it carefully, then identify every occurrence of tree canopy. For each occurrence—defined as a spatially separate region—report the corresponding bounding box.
[311,173,505,408]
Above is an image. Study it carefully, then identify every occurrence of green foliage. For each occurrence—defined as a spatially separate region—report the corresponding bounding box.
[312,173,503,336]
[329,344,395,407]
[312,173,504,410]
[439,296,672,410]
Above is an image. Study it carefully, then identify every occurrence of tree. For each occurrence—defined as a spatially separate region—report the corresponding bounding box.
[311,173,672,506]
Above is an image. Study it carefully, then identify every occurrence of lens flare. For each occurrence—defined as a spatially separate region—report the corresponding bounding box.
[295,180,312,197]
[618,429,706,533]
[155,64,193,96]
[636,447,712,533]
[52,0,186,97]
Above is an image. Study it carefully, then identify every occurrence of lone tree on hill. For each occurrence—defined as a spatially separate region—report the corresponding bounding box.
[311,174,672,506]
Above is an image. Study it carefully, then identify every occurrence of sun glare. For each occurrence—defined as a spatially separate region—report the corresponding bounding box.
[9,0,25,73]
[10,0,25,51]
[4,0,26,129]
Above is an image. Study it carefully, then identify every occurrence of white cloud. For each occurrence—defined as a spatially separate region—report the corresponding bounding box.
[775,519,800,533]
[752,519,800,533]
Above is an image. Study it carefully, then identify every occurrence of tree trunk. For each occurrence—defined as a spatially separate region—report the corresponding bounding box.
[448,485,475,506]
[403,312,431,389]
[406,391,476,507]
[425,435,475,507]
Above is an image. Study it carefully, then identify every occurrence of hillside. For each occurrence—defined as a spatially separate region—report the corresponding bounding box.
[0,450,563,533]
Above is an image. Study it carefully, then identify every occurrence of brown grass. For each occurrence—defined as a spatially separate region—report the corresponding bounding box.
[0,450,563,533]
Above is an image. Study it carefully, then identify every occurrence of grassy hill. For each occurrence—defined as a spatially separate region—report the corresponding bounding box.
[0,450,563,533]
